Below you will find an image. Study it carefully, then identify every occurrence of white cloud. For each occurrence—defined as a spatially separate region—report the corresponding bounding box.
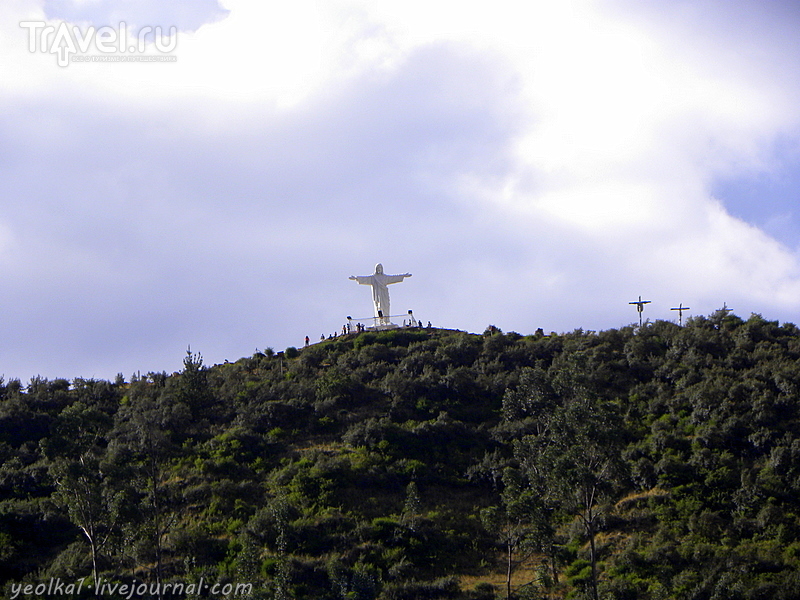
[0,0,800,379]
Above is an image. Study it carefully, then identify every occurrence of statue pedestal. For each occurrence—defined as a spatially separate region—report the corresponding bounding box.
[370,323,399,331]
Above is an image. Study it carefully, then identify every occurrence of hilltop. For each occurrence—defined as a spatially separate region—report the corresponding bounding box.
[2,312,800,599]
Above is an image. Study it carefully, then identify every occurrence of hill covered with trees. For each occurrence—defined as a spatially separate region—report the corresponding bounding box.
[2,311,800,599]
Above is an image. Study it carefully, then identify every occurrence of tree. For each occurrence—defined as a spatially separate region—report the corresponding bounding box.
[44,402,120,586]
[401,481,421,532]
[480,467,552,599]
[110,384,188,597]
[176,348,213,416]
[509,386,624,600]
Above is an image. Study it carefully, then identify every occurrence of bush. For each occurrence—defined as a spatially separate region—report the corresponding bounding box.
[380,576,461,600]
[471,582,496,599]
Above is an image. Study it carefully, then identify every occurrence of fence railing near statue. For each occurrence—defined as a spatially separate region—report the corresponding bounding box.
[345,310,421,332]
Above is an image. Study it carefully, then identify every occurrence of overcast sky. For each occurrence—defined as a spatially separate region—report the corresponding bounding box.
[1,0,800,381]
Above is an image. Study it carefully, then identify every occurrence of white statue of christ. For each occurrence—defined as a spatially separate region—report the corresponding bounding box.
[350,264,411,326]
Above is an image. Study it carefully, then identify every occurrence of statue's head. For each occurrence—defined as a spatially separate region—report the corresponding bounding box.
[375,263,384,274]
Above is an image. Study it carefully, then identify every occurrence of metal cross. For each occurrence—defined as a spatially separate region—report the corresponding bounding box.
[670,303,690,326]
[629,295,651,327]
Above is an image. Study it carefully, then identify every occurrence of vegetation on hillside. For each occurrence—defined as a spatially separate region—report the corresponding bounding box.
[2,311,800,599]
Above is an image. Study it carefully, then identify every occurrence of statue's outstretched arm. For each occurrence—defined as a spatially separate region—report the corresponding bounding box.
[385,273,411,284]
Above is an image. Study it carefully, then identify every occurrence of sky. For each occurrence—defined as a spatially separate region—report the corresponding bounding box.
[1,0,800,381]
